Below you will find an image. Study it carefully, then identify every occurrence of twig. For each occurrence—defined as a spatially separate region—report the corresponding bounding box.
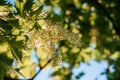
[31,59,53,80]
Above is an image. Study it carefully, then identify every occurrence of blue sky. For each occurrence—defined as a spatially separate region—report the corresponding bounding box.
[33,59,108,80]
[7,0,109,80]
[8,0,14,4]
[72,60,108,80]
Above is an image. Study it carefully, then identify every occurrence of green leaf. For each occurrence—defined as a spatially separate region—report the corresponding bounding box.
[24,0,34,12]
[0,0,7,5]
[7,19,21,29]
[30,5,44,16]
[0,53,13,65]
[32,21,41,31]
[0,19,13,33]
[46,13,63,22]
[15,0,27,17]
[10,47,22,62]
[7,38,25,61]
[0,41,9,53]
[0,66,4,80]
[0,53,13,80]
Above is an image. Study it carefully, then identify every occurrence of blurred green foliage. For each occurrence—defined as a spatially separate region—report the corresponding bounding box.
[0,0,120,80]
